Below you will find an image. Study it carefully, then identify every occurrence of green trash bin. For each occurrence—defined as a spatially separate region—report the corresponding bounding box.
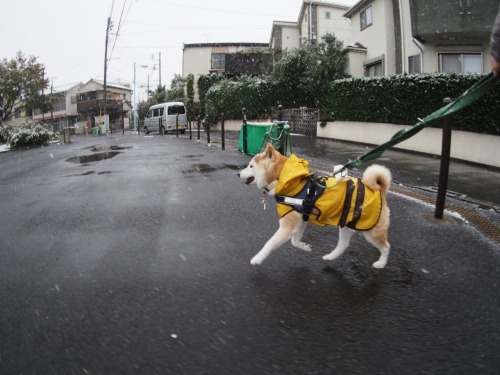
[238,122,292,156]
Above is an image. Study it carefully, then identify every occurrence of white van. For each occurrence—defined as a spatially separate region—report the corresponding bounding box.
[143,102,188,134]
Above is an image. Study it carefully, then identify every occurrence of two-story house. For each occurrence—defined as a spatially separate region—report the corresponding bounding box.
[270,1,352,51]
[344,0,499,77]
[32,82,82,132]
[182,42,270,100]
[76,79,132,132]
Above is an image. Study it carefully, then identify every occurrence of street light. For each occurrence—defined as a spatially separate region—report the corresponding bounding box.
[133,62,148,133]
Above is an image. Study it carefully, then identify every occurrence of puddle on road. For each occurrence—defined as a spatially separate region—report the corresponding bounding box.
[67,145,131,164]
[66,152,121,164]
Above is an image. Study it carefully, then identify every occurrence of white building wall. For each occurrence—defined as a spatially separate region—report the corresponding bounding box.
[349,0,396,76]
[346,49,367,77]
[183,46,214,79]
[315,5,352,46]
[281,25,301,50]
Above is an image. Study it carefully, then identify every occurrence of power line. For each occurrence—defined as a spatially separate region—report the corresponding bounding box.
[109,0,129,61]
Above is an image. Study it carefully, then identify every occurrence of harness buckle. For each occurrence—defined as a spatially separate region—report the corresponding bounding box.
[302,180,317,222]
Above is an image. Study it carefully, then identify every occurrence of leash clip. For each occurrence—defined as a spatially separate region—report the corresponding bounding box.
[261,190,268,210]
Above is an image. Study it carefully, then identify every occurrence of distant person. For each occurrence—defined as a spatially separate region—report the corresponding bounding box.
[492,7,500,74]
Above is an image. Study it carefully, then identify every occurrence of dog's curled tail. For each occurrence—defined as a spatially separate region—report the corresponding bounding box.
[362,164,392,195]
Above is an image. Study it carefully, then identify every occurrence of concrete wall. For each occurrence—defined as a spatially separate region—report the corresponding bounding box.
[212,119,499,168]
[212,119,263,132]
[317,121,500,168]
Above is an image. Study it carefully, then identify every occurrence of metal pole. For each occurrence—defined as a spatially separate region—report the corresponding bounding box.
[206,119,211,145]
[277,121,284,155]
[176,113,179,138]
[434,97,453,219]
[133,63,137,133]
[50,78,54,127]
[197,115,201,141]
[103,17,111,129]
[242,108,248,154]
[42,68,45,123]
[221,113,225,150]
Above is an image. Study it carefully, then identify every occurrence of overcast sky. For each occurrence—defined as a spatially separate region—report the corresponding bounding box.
[1,0,357,98]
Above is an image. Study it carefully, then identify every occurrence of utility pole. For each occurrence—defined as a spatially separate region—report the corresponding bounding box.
[42,68,45,123]
[103,17,111,127]
[50,78,54,125]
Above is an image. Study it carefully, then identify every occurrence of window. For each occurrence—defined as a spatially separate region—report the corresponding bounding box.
[408,55,421,74]
[325,11,331,19]
[211,53,225,70]
[364,61,383,77]
[52,97,66,112]
[168,105,186,115]
[360,6,373,30]
[438,53,482,74]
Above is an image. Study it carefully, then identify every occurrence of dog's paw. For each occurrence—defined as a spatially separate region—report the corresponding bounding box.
[250,256,262,265]
[300,243,312,252]
[294,242,312,252]
[372,260,386,269]
[322,254,335,261]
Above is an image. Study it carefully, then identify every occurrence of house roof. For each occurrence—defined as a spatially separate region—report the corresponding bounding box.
[298,1,351,23]
[343,0,373,18]
[52,82,83,94]
[79,79,131,92]
[343,42,368,53]
[270,20,300,45]
[183,42,269,50]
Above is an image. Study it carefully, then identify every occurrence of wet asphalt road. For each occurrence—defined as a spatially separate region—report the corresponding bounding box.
[1,133,499,374]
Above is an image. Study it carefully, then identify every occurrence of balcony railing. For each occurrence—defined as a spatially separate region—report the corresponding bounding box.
[77,99,123,113]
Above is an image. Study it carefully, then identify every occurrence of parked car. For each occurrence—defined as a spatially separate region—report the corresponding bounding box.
[143,102,188,134]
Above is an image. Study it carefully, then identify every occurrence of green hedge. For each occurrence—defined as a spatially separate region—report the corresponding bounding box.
[324,73,500,135]
[203,73,500,135]
[204,76,275,125]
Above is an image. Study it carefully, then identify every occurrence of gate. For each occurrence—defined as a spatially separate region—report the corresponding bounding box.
[271,107,318,136]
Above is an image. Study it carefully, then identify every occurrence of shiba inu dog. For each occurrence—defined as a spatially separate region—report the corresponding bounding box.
[238,143,392,268]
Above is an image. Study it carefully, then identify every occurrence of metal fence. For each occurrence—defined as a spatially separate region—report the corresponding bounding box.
[271,107,319,136]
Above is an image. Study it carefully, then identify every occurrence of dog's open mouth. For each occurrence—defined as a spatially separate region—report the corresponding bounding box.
[245,177,255,185]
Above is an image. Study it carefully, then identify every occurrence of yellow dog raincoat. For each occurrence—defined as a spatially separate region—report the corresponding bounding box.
[274,155,382,230]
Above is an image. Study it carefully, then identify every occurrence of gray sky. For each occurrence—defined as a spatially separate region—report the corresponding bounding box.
[1,0,357,97]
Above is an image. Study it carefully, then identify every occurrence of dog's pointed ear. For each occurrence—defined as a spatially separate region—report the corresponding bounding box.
[265,143,275,159]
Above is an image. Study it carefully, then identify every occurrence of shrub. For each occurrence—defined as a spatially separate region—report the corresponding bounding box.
[204,76,274,125]
[324,73,500,135]
[0,125,14,144]
[201,72,499,135]
[6,124,60,149]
